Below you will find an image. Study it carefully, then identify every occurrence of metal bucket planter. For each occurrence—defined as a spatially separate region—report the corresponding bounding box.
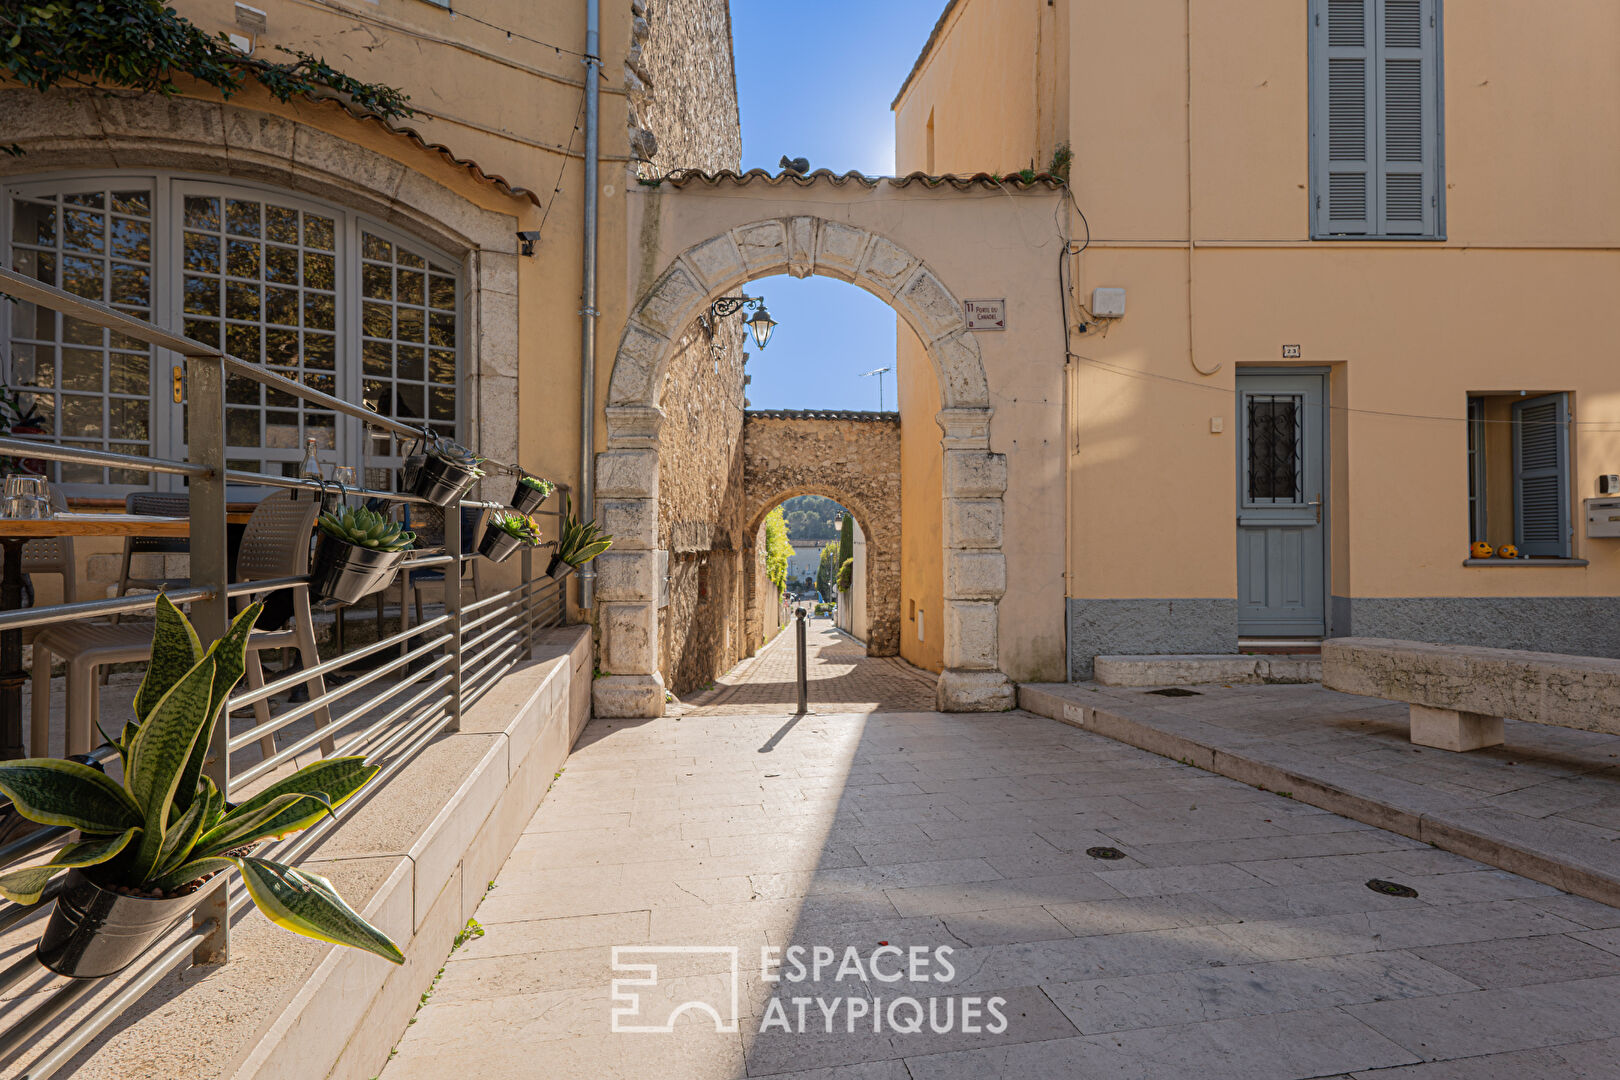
[309,533,403,605]
[411,456,479,508]
[546,554,572,580]
[37,870,200,978]
[478,527,526,564]
[510,481,550,516]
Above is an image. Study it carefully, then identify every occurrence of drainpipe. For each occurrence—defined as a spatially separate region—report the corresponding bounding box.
[578,0,601,611]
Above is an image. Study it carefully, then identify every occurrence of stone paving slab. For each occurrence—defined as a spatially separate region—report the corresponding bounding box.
[1021,681,1620,908]
[381,644,1620,1079]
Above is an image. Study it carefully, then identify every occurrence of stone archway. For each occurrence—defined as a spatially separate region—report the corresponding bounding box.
[741,411,901,657]
[593,217,1012,718]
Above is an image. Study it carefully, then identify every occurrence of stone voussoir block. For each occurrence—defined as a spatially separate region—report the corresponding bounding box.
[931,331,992,410]
[894,266,967,343]
[635,261,707,338]
[595,448,659,500]
[944,498,1003,550]
[607,322,671,406]
[945,551,1006,600]
[600,602,657,674]
[813,221,870,281]
[943,450,1008,498]
[732,220,788,274]
[943,600,998,670]
[683,233,746,291]
[592,550,658,602]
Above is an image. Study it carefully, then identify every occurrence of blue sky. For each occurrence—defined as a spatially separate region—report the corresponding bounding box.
[729,0,943,412]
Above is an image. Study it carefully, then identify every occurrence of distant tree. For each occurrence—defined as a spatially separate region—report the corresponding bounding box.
[837,557,853,594]
[816,542,840,599]
[838,513,854,567]
[779,495,846,541]
[763,507,791,593]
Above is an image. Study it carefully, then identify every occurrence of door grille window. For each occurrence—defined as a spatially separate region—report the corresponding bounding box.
[1246,394,1304,503]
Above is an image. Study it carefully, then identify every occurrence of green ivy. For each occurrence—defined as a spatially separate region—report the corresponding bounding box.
[1,1,412,126]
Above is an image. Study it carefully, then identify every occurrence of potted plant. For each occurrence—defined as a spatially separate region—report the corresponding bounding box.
[510,474,555,516]
[310,506,415,605]
[0,597,403,978]
[549,495,613,579]
[478,510,543,564]
[411,440,484,507]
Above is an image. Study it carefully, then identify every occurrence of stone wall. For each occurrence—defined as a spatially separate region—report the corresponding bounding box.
[741,412,901,656]
[655,322,751,694]
[627,0,742,176]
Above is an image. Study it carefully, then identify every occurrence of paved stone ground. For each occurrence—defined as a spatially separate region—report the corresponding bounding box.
[675,616,937,716]
[382,647,1620,1080]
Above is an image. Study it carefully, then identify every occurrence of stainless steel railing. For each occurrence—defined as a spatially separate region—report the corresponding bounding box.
[0,266,575,1078]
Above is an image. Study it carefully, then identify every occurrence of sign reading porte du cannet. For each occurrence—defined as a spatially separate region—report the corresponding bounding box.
[963,299,1006,331]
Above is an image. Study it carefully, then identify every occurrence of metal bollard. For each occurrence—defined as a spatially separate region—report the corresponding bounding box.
[795,607,808,715]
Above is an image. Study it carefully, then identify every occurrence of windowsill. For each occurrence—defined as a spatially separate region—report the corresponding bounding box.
[1462,558,1588,568]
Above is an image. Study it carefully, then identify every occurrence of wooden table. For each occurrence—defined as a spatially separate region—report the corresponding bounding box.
[0,512,251,759]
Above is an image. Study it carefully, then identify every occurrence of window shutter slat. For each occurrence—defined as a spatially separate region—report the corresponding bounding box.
[1315,0,1376,234]
[1376,0,1438,235]
[1513,393,1571,558]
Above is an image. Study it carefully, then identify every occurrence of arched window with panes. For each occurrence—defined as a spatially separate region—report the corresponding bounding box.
[2,174,463,496]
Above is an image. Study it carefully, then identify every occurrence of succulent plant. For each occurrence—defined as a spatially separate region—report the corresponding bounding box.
[0,597,403,964]
[490,511,543,545]
[427,440,485,477]
[517,475,555,497]
[555,493,612,568]
[318,506,415,553]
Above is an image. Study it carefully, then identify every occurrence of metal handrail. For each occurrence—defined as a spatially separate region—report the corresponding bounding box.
[0,238,575,1080]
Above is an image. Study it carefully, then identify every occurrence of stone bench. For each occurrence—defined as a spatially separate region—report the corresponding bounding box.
[1322,636,1620,751]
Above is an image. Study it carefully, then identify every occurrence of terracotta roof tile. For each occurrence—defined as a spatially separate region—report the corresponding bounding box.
[658,168,1064,191]
[745,410,900,422]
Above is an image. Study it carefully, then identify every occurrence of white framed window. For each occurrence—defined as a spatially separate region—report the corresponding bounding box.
[2,173,463,496]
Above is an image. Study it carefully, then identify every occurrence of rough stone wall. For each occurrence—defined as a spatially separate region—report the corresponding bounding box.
[742,413,902,656]
[626,0,742,175]
[656,322,750,694]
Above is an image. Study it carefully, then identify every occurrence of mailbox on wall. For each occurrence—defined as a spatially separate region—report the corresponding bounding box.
[1586,499,1620,538]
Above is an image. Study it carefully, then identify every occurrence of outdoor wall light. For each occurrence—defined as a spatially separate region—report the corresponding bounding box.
[702,295,777,350]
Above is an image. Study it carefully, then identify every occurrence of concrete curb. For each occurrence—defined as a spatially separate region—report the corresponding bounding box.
[1018,681,1620,909]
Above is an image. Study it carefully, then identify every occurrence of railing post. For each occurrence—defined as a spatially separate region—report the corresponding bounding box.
[186,353,231,965]
[446,498,463,732]
[521,542,534,660]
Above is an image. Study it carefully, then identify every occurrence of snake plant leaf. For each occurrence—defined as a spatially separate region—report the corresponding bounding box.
[236,856,404,964]
[134,594,203,724]
[153,790,211,883]
[0,758,141,833]
[148,856,237,895]
[224,757,377,824]
[200,774,226,833]
[0,828,138,905]
[124,650,217,882]
[171,602,262,819]
[190,791,332,859]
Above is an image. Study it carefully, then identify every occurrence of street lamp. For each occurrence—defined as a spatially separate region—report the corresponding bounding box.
[859,366,892,411]
[701,295,777,350]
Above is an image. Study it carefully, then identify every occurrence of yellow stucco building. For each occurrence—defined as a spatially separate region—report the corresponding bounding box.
[896,0,1620,678]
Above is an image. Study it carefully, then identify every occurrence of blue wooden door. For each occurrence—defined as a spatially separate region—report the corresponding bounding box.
[1237,371,1328,638]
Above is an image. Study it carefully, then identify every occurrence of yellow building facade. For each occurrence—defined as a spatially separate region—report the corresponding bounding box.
[896,0,1620,678]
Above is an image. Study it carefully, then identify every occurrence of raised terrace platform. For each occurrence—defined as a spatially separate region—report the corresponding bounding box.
[1019,680,1620,909]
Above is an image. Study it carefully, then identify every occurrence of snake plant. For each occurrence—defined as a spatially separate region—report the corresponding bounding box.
[555,493,613,568]
[0,596,404,964]
[428,440,485,478]
[318,506,416,553]
[490,511,543,545]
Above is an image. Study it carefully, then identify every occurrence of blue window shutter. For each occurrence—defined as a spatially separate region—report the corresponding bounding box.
[1376,0,1439,236]
[1312,0,1376,235]
[1513,393,1571,558]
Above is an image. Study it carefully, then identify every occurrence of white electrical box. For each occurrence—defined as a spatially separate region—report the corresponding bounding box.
[1091,287,1126,318]
[1587,499,1620,538]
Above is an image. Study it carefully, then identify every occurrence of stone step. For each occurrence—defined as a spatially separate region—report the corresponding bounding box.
[1093,653,1322,687]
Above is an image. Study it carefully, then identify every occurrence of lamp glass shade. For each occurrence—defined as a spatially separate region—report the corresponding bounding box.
[745,305,776,350]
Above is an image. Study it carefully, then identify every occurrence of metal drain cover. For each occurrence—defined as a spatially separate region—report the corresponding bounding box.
[1086,846,1127,860]
[1147,687,1201,697]
[1366,878,1419,898]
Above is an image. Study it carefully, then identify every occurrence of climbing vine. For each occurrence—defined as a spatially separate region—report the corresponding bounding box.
[0,1,412,123]
[763,507,791,594]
